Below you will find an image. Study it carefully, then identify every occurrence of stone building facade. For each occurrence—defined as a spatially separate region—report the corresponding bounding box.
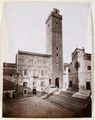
[66,48,91,98]
[16,50,52,95]
[3,63,17,89]
[46,8,63,88]
[3,63,17,98]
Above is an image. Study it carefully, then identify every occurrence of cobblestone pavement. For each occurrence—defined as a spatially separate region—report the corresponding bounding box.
[3,96,75,118]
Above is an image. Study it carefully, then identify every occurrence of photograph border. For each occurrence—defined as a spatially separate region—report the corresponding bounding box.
[0,0,95,120]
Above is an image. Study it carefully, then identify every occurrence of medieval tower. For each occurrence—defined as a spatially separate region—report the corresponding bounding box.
[46,8,63,88]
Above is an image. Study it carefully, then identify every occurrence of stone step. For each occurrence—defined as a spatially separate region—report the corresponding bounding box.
[60,91,87,103]
[60,91,73,96]
[45,99,76,117]
[72,92,90,99]
[37,91,47,97]
[56,93,86,105]
[47,95,84,115]
[54,94,86,107]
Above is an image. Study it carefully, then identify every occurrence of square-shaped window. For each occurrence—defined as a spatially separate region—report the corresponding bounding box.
[86,82,90,90]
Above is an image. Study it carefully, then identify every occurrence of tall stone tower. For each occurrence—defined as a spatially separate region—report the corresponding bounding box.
[46,8,63,88]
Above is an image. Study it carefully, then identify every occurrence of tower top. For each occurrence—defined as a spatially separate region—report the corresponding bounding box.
[53,8,59,14]
[46,8,62,24]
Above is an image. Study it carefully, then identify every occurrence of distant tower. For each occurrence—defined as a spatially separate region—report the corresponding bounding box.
[46,8,63,88]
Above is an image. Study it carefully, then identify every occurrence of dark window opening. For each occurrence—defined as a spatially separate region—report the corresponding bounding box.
[56,22,58,24]
[87,66,91,70]
[68,69,70,72]
[33,88,36,94]
[86,82,90,90]
[57,53,58,56]
[69,81,72,87]
[84,54,91,60]
[24,90,26,94]
[56,46,58,49]
[49,79,51,85]
[10,74,12,76]
[55,78,59,88]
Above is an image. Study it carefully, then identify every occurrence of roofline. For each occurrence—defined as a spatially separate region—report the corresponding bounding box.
[85,53,91,55]
[72,48,85,54]
[18,50,52,57]
[3,62,16,65]
[72,48,92,56]
[68,62,72,66]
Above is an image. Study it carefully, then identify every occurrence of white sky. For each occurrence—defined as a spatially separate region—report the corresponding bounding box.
[3,2,92,63]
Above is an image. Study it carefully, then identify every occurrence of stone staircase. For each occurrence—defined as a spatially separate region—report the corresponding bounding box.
[46,91,91,117]
[37,85,58,99]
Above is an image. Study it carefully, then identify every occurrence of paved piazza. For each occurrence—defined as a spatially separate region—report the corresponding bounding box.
[3,96,75,118]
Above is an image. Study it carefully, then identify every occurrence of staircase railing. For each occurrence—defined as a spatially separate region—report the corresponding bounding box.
[38,85,59,98]
[42,87,58,99]
[38,85,50,96]
[43,85,50,92]
[47,88,58,97]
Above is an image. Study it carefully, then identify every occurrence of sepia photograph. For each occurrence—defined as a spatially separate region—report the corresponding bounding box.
[2,1,92,118]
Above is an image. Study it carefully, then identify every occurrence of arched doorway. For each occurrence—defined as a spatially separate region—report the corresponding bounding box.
[55,78,59,88]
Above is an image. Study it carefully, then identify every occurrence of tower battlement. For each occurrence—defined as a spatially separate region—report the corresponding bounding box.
[46,8,62,24]
[53,8,59,14]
